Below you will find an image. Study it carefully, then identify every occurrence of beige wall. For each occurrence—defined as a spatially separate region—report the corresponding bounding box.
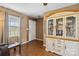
[36,18,43,41]
[0,8,5,43]
[21,16,28,42]
[0,12,4,43]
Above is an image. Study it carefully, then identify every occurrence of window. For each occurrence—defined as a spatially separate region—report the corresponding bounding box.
[8,15,20,44]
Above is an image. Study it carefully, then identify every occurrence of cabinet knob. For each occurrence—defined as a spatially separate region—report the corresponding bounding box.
[52,43,55,46]
[65,46,66,49]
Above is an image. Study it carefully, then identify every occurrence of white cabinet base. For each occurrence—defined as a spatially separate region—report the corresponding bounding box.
[45,38,79,56]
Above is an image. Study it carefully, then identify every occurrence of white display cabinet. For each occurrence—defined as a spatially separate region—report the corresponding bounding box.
[45,12,79,56]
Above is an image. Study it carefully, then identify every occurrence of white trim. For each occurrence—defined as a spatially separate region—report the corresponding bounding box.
[26,40,33,43]
[43,44,46,47]
[21,41,27,44]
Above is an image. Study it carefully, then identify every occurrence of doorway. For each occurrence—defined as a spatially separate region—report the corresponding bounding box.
[29,20,36,42]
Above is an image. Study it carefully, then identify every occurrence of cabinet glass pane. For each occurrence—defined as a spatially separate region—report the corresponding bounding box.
[56,18,63,36]
[48,19,53,35]
[66,16,76,38]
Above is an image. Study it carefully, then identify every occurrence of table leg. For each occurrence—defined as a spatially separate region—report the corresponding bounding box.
[19,45,21,55]
[14,48,16,55]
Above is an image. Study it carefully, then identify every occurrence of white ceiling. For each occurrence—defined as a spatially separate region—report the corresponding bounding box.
[0,3,76,18]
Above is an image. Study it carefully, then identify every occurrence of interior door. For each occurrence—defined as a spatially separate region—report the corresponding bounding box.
[29,20,36,41]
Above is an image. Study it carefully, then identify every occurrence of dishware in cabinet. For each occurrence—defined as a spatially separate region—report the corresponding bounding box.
[65,15,78,39]
[47,19,55,36]
[56,18,64,36]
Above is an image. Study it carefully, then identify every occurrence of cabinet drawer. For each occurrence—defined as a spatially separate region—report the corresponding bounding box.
[65,41,79,56]
[46,38,55,51]
[65,49,77,56]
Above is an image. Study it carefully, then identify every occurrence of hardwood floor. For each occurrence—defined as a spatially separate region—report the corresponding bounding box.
[10,40,59,56]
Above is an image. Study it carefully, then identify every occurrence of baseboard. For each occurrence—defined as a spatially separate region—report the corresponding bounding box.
[21,41,28,44]
[21,38,34,45]
[21,39,43,45]
[36,38,43,41]
[43,44,46,47]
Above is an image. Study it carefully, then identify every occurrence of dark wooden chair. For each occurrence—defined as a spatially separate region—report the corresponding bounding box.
[8,43,21,56]
[0,44,10,56]
[0,43,21,56]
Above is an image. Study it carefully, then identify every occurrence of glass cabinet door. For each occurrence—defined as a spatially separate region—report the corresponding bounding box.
[56,18,63,36]
[66,16,76,38]
[48,19,54,35]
